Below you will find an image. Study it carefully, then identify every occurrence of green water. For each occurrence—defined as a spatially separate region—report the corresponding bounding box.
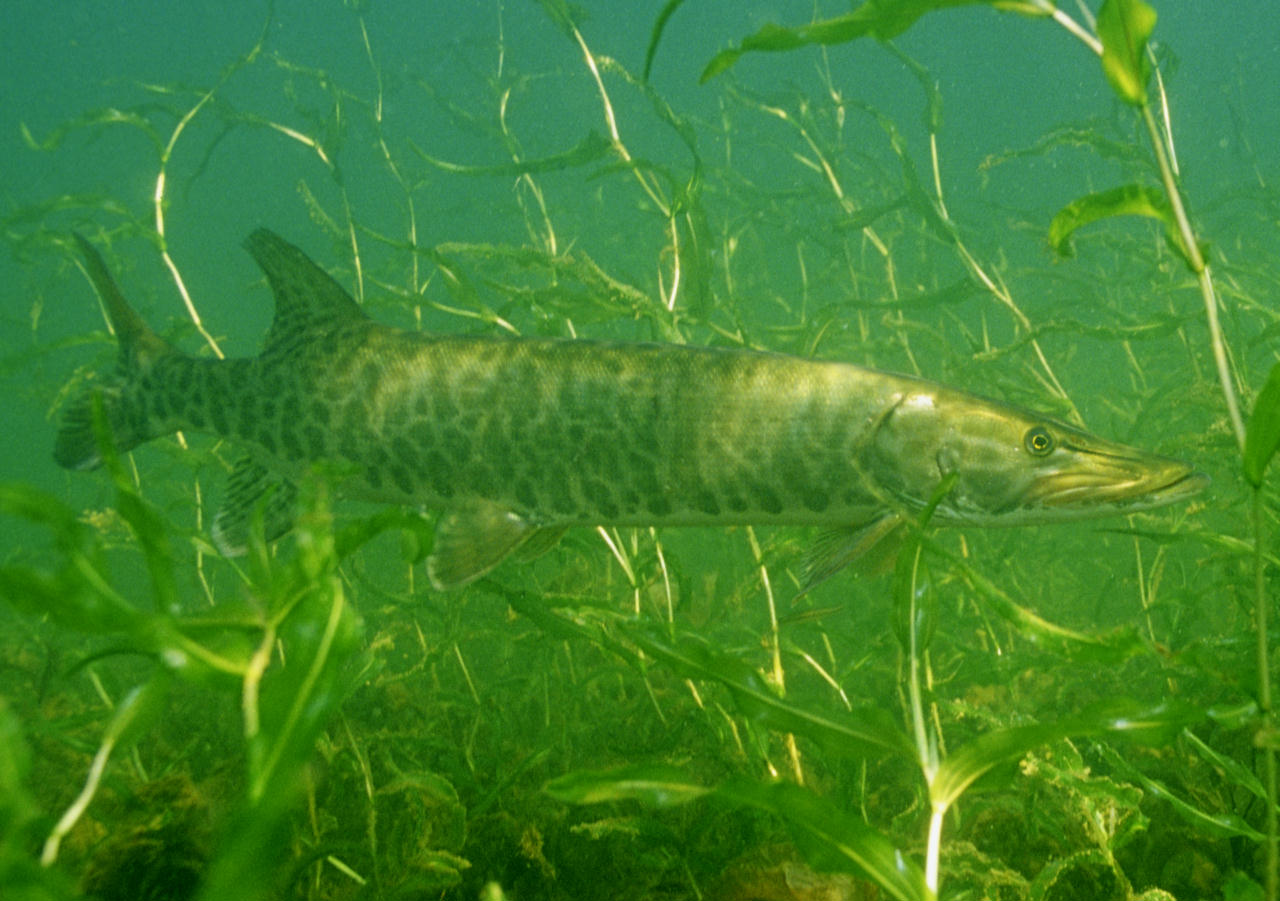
[1,1,1277,899]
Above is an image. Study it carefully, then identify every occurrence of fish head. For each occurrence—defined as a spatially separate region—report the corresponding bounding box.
[866,387,1208,526]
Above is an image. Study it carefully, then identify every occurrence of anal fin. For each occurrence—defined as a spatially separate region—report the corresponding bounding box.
[211,457,299,556]
[427,499,540,591]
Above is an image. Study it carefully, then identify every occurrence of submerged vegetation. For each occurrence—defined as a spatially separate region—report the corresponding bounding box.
[2,0,1279,899]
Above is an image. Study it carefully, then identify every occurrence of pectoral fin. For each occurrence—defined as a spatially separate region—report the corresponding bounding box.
[427,499,542,591]
[211,457,298,555]
[800,513,907,596]
[511,525,568,561]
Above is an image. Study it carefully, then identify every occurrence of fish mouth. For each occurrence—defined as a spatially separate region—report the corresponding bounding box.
[1035,457,1209,513]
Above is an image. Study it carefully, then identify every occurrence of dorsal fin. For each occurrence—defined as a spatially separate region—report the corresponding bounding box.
[242,228,368,350]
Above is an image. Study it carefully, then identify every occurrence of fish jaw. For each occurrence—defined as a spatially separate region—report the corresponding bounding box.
[1004,444,1209,523]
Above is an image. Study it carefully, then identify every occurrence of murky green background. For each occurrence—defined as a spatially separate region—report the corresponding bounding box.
[2,2,1278,898]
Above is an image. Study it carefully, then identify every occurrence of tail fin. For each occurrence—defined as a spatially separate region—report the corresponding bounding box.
[54,234,178,470]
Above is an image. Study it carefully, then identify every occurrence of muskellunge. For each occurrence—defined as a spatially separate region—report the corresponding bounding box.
[56,230,1206,589]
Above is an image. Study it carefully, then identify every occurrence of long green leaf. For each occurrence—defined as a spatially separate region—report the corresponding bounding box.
[20,107,164,155]
[411,131,614,177]
[932,543,1151,662]
[932,699,1202,809]
[716,779,928,901]
[643,0,690,81]
[103,675,173,749]
[0,483,146,634]
[1243,361,1280,488]
[1048,184,1187,264]
[89,391,179,611]
[200,538,366,901]
[0,699,80,900]
[1181,727,1269,802]
[1097,743,1265,841]
[533,0,579,38]
[545,764,711,807]
[547,767,927,901]
[1097,0,1157,106]
[624,622,914,756]
[701,0,1054,82]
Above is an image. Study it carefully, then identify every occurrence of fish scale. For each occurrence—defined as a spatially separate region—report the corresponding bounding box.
[56,229,1206,591]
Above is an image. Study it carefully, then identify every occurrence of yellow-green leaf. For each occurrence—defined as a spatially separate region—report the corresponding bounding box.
[545,764,711,807]
[701,0,1004,83]
[1097,0,1157,106]
[1048,184,1184,262]
[1243,361,1280,488]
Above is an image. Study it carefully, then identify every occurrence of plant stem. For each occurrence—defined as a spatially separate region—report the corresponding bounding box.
[1255,488,1278,900]
[925,804,944,900]
[905,542,940,899]
[41,731,118,865]
[1139,104,1245,449]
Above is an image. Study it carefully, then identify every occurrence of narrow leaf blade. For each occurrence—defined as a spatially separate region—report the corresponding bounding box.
[1048,184,1180,259]
[700,1,988,82]
[1243,361,1280,488]
[716,779,928,901]
[545,764,711,807]
[1097,0,1157,106]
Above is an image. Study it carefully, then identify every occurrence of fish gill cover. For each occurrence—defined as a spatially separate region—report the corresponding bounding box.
[0,1,1277,900]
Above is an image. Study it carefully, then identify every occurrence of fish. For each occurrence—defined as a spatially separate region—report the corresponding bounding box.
[56,229,1208,591]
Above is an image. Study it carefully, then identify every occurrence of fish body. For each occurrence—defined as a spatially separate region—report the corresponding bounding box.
[57,229,1206,589]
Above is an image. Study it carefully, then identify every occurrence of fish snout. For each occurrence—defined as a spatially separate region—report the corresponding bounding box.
[1035,450,1208,514]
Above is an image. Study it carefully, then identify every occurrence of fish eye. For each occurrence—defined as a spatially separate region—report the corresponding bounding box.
[1024,426,1055,456]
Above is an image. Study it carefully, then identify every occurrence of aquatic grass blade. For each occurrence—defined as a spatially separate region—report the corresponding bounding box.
[40,676,171,866]
[545,764,712,807]
[892,472,955,655]
[246,581,365,805]
[931,698,1202,810]
[624,621,915,757]
[715,778,928,901]
[98,674,173,749]
[92,397,179,613]
[1047,184,1188,266]
[546,767,927,901]
[202,510,366,899]
[1182,727,1270,803]
[0,483,146,633]
[0,700,80,901]
[701,0,1055,82]
[0,700,30,809]
[701,7,938,82]
[334,506,434,563]
[20,107,164,155]
[411,131,614,178]
[1097,742,1266,842]
[932,544,1150,662]
[643,0,689,82]
[1243,361,1280,488]
[534,0,580,38]
[1097,0,1157,106]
